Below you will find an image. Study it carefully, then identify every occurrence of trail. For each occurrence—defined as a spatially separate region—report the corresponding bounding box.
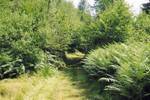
[0,68,100,100]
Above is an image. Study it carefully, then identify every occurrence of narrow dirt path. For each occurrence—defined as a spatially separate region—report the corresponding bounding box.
[23,71,87,100]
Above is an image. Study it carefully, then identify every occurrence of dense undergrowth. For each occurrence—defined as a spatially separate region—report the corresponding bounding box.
[84,42,150,100]
[0,0,81,78]
[0,0,150,100]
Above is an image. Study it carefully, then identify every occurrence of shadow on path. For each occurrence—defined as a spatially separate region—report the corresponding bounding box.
[62,66,101,100]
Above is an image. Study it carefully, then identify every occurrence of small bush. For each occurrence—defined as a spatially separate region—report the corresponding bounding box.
[84,43,127,77]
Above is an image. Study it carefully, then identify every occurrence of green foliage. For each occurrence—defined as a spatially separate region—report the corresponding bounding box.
[142,1,150,14]
[105,43,150,100]
[95,0,114,13]
[84,43,126,77]
[135,13,150,35]
[84,42,150,100]
[95,1,132,42]
[0,0,80,78]
[0,0,150,99]
[78,0,87,12]
[128,13,150,43]
[76,0,132,51]
[39,0,82,51]
[0,1,43,78]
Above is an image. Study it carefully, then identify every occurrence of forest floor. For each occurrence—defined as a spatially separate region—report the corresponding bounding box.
[0,67,100,100]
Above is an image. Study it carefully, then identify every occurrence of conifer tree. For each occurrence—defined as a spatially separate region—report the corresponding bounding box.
[142,0,150,14]
[94,0,114,13]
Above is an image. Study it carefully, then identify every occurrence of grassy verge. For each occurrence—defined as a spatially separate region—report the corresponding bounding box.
[0,66,107,100]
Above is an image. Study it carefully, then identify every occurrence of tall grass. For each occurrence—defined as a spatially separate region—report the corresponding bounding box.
[0,70,88,100]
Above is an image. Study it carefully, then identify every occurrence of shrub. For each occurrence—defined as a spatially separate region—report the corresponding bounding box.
[0,6,43,78]
[84,42,150,100]
[129,13,150,42]
[105,43,150,100]
[76,0,132,51]
[0,0,79,78]
[38,0,82,51]
[135,13,150,35]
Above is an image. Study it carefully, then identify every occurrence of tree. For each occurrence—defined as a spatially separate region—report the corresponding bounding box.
[0,0,82,78]
[78,0,132,50]
[142,0,150,14]
[78,0,87,12]
[78,0,91,22]
[94,0,114,13]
